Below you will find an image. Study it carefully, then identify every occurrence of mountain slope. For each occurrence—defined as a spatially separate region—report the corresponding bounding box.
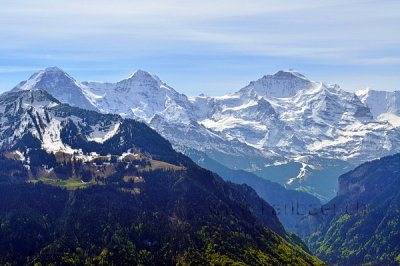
[297,153,400,265]
[187,149,321,232]
[0,89,323,265]
[356,88,400,127]
[0,182,324,265]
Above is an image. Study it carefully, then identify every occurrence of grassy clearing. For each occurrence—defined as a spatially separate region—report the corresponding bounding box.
[139,160,185,171]
[27,177,89,189]
[123,176,145,183]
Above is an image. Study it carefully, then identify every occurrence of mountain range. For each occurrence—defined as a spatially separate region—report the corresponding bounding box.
[1,84,320,233]
[9,66,400,200]
[1,67,399,265]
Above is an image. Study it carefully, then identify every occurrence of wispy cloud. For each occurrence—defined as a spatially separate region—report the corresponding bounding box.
[0,0,399,93]
[1,0,399,63]
[0,66,41,73]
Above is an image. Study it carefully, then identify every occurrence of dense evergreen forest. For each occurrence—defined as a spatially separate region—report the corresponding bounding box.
[0,178,323,265]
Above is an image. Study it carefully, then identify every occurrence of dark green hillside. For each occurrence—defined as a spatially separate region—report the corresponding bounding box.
[0,174,324,265]
[298,153,400,265]
[187,149,321,233]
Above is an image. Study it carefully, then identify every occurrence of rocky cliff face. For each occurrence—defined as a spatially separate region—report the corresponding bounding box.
[297,153,400,265]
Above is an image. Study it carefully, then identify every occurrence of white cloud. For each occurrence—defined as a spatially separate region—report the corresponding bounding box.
[0,0,399,66]
[0,66,40,73]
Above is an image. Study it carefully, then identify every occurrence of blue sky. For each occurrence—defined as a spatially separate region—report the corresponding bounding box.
[0,0,399,95]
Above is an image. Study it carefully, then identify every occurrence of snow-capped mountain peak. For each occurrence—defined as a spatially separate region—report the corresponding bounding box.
[14,66,72,91]
[43,66,66,73]
[79,69,194,123]
[12,67,97,111]
[273,69,308,80]
[114,69,166,94]
[239,70,320,98]
[127,69,162,83]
